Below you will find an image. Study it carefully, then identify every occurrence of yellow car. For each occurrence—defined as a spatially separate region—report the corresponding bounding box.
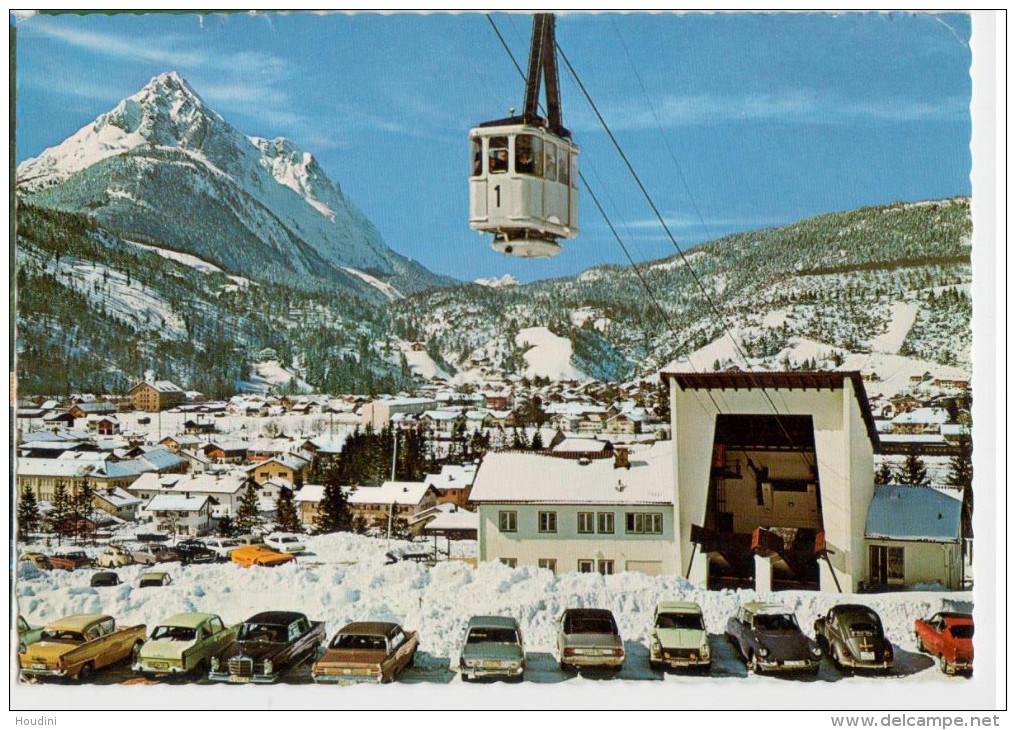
[19,613,147,681]
[230,545,296,568]
[20,553,52,570]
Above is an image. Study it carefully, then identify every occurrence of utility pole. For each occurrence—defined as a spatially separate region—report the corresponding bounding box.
[390,430,398,481]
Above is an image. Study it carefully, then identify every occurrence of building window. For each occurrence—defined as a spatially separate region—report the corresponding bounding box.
[498,510,518,533]
[625,512,663,535]
[577,512,595,534]
[538,511,558,533]
[597,512,614,534]
[500,558,517,568]
[578,559,594,573]
[597,559,614,576]
[538,558,557,574]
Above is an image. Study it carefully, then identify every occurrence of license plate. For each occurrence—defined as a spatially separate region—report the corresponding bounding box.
[152,662,168,670]
[342,668,352,675]
[600,649,613,656]
[785,660,807,667]
[860,651,875,661]
[31,663,46,670]
[228,675,251,684]
[482,661,500,669]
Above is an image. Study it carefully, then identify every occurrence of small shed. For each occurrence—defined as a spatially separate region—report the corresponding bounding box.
[864,484,964,590]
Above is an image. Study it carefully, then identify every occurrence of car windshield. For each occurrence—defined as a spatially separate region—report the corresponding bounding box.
[139,578,163,587]
[279,537,299,544]
[59,552,86,559]
[331,634,386,651]
[151,626,196,641]
[753,614,799,632]
[567,617,616,635]
[467,628,519,645]
[848,622,879,637]
[950,625,974,639]
[40,630,85,643]
[239,623,287,642]
[656,613,704,631]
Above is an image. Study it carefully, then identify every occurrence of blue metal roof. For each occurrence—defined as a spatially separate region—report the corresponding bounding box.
[865,485,962,543]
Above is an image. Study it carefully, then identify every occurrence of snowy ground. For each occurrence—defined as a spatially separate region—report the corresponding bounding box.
[14,533,972,688]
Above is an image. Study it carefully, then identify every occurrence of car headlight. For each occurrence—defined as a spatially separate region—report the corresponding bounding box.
[884,646,893,660]
[210,657,219,672]
[263,659,273,675]
[756,647,770,658]
[810,644,822,657]
[651,640,661,651]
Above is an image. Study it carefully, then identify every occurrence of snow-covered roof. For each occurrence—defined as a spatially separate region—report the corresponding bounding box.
[148,494,209,512]
[422,410,461,422]
[891,407,950,425]
[423,509,479,533]
[377,397,435,407]
[16,458,100,478]
[132,380,184,394]
[94,487,143,508]
[348,481,433,506]
[163,434,202,445]
[941,424,971,437]
[878,434,947,444]
[552,438,612,454]
[305,434,347,453]
[865,485,962,543]
[294,484,326,503]
[470,442,673,505]
[245,453,309,472]
[169,472,248,495]
[423,463,478,491]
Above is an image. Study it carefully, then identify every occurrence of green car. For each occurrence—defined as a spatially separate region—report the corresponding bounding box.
[132,612,237,676]
[458,616,525,682]
[649,601,711,672]
[17,616,43,653]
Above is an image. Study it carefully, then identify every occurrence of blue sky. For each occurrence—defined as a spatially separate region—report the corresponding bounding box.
[13,11,972,283]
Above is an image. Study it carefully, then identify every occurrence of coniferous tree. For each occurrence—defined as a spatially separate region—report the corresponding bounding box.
[874,462,894,486]
[946,436,973,538]
[234,479,264,534]
[511,427,526,450]
[315,483,353,534]
[274,487,303,534]
[73,477,95,544]
[18,486,41,541]
[216,514,235,537]
[895,451,930,486]
[530,429,544,451]
[50,481,72,545]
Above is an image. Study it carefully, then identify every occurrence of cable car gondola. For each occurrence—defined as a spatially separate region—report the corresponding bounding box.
[469,14,579,259]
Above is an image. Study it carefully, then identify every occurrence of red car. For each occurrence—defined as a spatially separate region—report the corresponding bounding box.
[49,550,95,572]
[914,612,973,675]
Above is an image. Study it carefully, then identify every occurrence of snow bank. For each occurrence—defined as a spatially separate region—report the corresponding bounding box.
[15,532,971,679]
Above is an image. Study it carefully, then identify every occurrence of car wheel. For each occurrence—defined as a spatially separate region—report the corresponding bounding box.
[131,641,144,665]
[916,634,926,653]
[832,644,850,674]
[748,652,762,675]
[77,662,95,682]
[559,660,575,674]
[939,655,951,675]
[649,660,664,672]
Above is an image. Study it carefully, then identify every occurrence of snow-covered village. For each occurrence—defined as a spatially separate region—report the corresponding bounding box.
[10,9,998,718]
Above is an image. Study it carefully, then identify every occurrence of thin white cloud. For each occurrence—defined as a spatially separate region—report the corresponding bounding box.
[25,21,208,67]
[572,91,969,132]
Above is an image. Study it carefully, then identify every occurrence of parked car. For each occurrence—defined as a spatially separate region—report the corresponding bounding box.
[231,545,296,568]
[49,550,94,571]
[90,571,122,587]
[202,537,240,560]
[208,611,326,684]
[175,539,217,564]
[131,543,180,566]
[264,533,307,555]
[20,553,52,571]
[19,613,147,681]
[17,616,43,653]
[312,622,418,684]
[133,613,237,676]
[726,602,820,675]
[649,601,711,671]
[458,616,525,682]
[814,604,893,673]
[136,533,170,543]
[138,571,173,588]
[914,612,973,675]
[96,545,134,568]
[234,534,265,546]
[557,608,625,672]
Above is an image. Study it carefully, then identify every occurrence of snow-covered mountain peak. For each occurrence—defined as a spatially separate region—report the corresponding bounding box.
[250,135,339,219]
[474,274,519,288]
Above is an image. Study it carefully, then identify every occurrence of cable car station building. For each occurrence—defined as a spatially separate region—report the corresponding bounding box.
[661,370,879,594]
